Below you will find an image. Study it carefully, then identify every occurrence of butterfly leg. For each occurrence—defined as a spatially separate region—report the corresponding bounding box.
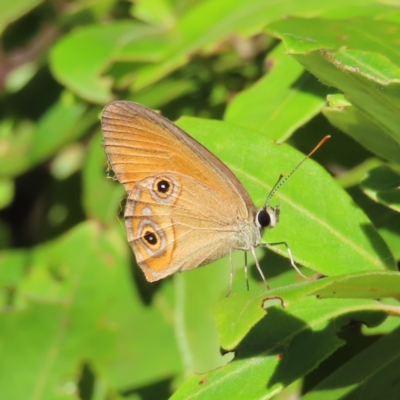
[251,247,270,290]
[244,251,249,291]
[261,241,311,280]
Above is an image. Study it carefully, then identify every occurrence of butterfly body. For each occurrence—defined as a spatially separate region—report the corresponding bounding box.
[102,101,278,282]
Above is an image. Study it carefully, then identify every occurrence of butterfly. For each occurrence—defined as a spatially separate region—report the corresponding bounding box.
[101,101,329,291]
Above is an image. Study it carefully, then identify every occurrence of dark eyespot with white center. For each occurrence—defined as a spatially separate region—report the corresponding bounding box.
[153,177,173,198]
[157,179,170,194]
[144,230,158,245]
[137,219,166,256]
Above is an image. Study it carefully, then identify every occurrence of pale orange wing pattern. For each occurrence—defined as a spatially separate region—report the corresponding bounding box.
[126,173,240,281]
[101,101,255,217]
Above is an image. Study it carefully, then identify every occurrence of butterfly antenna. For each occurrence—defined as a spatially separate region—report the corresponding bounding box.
[265,135,331,206]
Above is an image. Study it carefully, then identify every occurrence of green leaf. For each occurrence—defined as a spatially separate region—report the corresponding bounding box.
[133,0,176,28]
[129,78,196,109]
[1,222,183,397]
[0,249,28,287]
[0,0,42,33]
[31,97,94,164]
[348,186,400,261]
[172,297,389,400]
[172,266,234,375]
[0,95,94,178]
[361,166,400,212]
[0,179,14,209]
[323,94,400,165]
[266,17,400,154]
[214,271,400,350]
[176,117,395,276]
[50,22,163,103]
[335,158,384,189]
[0,119,33,178]
[302,325,400,400]
[225,44,327,142]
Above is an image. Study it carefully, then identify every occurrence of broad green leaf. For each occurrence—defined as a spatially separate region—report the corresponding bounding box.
[214,271,400,350]
[50,22,164,103]
[171,297,389,400]
[267,17,400,60]
[0,119,33,178]
[266,17,400,151]
[361,297,400,337]
[1,222,183,397]
[172,265,234,375]
[133,0,176,28]
[0,249,28,287]
[360,166,400,213]
[0,0,42,33]
[0,95,94,178]
[323,94,400,165]
[128,78,196,109]
[30,97,95,165]
[176,117,395,277]
[225,44,327,142]
[335,158,384,189]
[0,179,14,209]
[378,211,400,260]
[302,325,400,400]
[347,186,400,261]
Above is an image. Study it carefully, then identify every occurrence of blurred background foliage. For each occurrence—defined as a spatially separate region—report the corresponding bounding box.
[1,0,400,399]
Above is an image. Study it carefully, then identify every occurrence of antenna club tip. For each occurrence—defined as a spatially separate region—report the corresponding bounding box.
[265,135,330,206]
[319,135,331,146]
[307,135,331,157]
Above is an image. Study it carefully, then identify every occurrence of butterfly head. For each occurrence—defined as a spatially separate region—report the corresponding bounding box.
[256,205,280,230]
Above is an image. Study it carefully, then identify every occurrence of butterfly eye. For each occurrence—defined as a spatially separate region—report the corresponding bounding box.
[258,205,279,229]
[256,209,271,228]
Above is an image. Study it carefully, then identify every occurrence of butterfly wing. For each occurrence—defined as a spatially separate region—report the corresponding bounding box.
[102,101,254,209]
[126,172,245,281]
[101,101,258,280]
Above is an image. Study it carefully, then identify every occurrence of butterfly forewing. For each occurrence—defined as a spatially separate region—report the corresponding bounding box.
[101,101,255,211]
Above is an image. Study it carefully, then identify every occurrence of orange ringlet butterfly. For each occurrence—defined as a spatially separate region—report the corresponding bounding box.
[101,101,329,291]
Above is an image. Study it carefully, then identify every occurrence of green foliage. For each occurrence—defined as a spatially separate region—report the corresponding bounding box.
[1,1,400,399]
